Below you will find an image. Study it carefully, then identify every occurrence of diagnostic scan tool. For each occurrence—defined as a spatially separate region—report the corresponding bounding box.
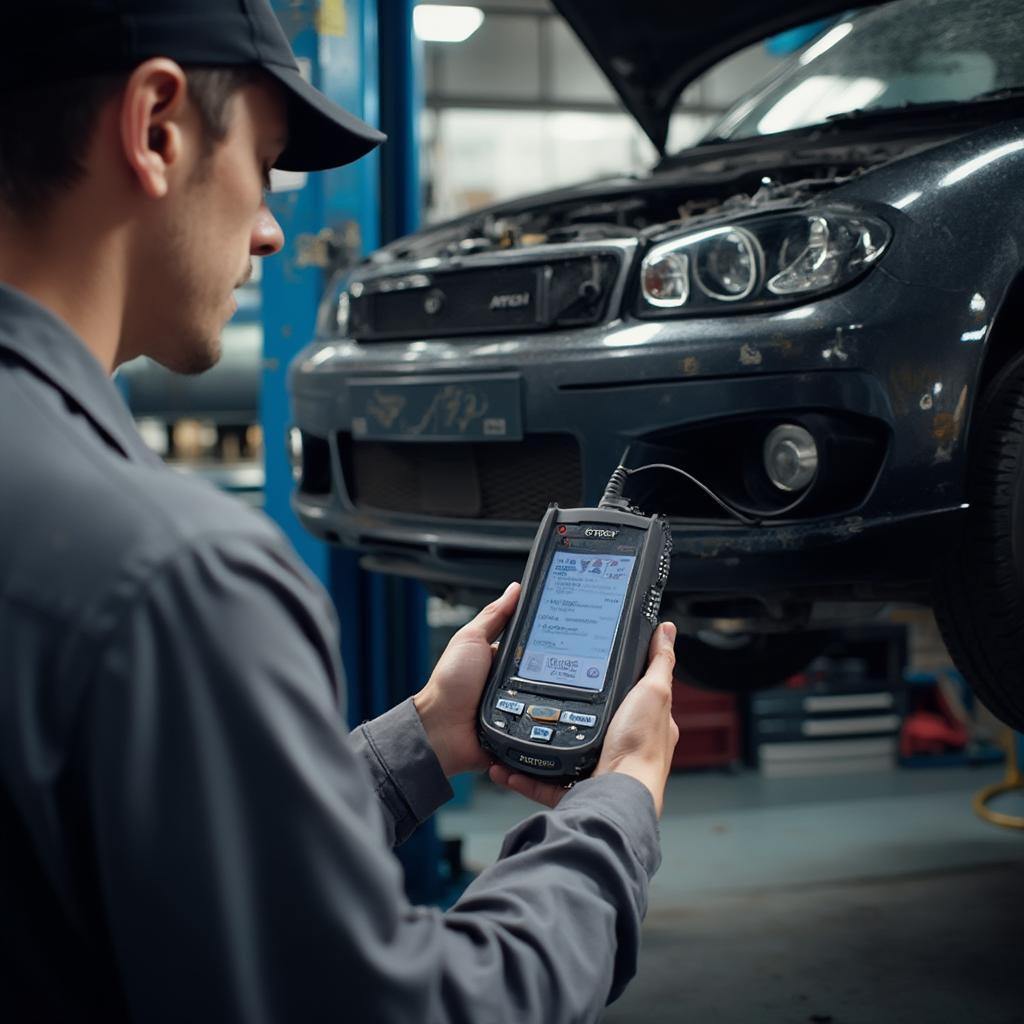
[478,503,672,782]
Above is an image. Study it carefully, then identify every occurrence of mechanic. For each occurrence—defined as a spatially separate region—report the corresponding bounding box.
[0,2,680,1021]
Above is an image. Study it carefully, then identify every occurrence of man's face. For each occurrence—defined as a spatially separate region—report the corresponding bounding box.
[131,78,287,374]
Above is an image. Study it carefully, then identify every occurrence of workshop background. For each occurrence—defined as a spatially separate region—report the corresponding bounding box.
[116,2,1024,1021]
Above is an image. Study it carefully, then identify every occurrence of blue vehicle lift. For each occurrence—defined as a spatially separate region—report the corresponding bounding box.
[262,0,442,902]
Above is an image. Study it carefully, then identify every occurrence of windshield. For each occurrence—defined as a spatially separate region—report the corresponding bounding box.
[713,0,1024,141]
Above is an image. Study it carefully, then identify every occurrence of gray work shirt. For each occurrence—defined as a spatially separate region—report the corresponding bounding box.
[0,283,660,1023]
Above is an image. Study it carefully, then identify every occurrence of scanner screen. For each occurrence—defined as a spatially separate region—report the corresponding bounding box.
[518,550,636,692]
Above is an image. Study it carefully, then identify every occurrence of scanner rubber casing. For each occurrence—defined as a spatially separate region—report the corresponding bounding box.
[478,504,671,782]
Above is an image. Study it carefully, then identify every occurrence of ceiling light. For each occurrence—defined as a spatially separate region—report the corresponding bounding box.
[414,5,484,43]
[798,22,853,66]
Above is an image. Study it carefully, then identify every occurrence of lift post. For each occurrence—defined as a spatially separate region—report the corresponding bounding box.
[262,0,443,902]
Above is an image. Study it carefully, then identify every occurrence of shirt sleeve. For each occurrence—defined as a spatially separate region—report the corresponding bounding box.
[71,529,660,1024]
[349,700,454,847]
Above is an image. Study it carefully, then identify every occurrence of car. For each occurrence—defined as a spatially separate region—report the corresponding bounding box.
[288,0,1024,730]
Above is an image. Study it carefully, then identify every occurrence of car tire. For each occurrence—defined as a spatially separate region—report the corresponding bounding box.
[933,352,1024,730]
[673,630,828,691]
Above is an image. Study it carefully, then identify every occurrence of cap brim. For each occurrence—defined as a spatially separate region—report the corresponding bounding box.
[264,64,385,172]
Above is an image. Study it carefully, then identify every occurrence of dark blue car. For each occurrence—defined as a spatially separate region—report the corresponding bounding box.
[290,0,1024,730]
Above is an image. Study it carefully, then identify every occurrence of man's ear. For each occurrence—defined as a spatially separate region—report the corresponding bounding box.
[119,58,190,199]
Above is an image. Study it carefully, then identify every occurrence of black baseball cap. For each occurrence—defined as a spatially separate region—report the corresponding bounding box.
[0,0,386,171]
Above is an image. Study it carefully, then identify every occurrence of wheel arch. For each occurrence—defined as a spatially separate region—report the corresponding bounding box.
[977,268,1024,398]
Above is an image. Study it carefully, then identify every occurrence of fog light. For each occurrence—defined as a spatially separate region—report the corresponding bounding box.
[764,424,817,492]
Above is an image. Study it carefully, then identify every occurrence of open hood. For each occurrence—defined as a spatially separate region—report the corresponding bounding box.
[552,0,888,154]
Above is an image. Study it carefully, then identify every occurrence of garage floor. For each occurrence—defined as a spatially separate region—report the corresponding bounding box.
[437,765,1024,1023]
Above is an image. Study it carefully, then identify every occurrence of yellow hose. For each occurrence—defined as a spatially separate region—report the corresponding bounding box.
[973,730,1024,831]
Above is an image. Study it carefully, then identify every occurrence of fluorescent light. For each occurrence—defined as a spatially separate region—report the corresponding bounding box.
[798,22,853,66]
[757,75,886,136]
[602,324,662,348]
[891,190,922,210]
[414,5,484,43]
[940,139,1024,187]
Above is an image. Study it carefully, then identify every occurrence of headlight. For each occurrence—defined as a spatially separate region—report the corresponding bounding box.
[640,251,689,307]
[693,227,760,301]
[638,209,889,315]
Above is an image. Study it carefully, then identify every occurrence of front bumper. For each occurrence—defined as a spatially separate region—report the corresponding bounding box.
[289,267,981,602]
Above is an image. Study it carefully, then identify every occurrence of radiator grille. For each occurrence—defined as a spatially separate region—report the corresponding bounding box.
[349,254,620,341]
[338,433,583,521]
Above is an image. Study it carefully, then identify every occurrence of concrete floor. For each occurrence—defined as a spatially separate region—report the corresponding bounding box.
[438,765,1024,1023]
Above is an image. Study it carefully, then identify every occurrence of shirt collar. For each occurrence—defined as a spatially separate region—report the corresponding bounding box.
[0,282,156,463]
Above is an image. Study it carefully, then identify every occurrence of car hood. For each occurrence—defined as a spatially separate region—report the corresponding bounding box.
[552,0,888,154]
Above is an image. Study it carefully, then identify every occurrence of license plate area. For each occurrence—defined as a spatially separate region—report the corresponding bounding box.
[349,374,523,441]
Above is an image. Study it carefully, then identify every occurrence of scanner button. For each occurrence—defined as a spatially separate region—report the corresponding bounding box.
[562,711,597,728]
[529,725,554,743]
[527,705,561,723]
[496,698,525,716]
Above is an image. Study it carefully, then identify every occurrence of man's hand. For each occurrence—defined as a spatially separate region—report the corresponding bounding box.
[488,622,680,812]
[413,582,520,778]
[593,622,679,817]
[487,762,568,809]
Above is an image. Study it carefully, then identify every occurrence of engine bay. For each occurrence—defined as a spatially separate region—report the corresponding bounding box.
[369,135,938,266]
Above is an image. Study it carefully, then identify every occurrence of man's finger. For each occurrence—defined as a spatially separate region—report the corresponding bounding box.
[657,620,677,649]
[507,772,565,809]
[638,622,677,680]
[472,581,520,644]
[489,764,564,808]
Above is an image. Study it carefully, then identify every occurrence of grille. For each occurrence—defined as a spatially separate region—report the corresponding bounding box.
[349,254,620,342]
[338,433,583,521]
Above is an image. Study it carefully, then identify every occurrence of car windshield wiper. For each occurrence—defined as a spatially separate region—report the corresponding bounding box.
[969,86,1024,103]
[824,86,1024,125]
[695,87,1024,150]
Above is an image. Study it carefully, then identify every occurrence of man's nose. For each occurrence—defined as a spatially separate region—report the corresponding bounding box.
[251,205,285,257]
